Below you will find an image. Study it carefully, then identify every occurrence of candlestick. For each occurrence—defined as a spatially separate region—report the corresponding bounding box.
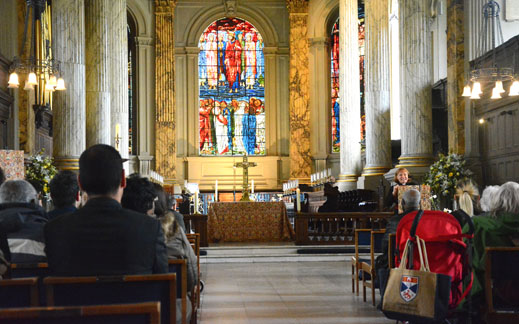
[296,188,301,212]
[114,123,121,151]
[194,191,199,214]
[251,179,254,193]
[215,180,218,202]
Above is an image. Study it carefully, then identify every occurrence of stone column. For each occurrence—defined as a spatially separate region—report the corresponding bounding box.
[52,0,86,170]
[110,0,129,158]
[393,0,434,181]
[85,0,111,147]
[447,0,465,154]
[309,37,330,173]
[338,0,362,191]
[358,0,392,190]
[287,0,311,181]
[135,36,154,162]
[154,0,177,181]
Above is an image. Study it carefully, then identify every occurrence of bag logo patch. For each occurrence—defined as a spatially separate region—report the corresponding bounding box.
[400,275,418,302]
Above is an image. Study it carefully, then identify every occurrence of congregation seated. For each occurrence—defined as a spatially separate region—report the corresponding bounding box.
[122,174,196,324]
[467,181,519,320]
[44,144,168,276]
[478,185,500,215]
[47,170,80,220]
[154,183,186,233]
[0,180,47,264]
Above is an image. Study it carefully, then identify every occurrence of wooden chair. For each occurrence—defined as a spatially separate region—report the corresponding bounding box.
[352,229,371,295]
[168,259,190,324]
[359,229,386,306]
[186,233,201,307]
[0,277,39,307]
[484,247,519,324]
[44,273,177,324]
[0,302,160,324]
[8,262,49,279]
[388,233,397,268]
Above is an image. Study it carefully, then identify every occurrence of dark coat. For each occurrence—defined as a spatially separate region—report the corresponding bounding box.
[44,197,168,276]
[0,202,48,263]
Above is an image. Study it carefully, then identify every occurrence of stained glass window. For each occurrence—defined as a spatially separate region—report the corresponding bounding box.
[331,1,365,153]
[198,18,265,156]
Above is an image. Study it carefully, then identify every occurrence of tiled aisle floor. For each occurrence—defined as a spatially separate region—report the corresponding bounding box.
[199,261,394,324]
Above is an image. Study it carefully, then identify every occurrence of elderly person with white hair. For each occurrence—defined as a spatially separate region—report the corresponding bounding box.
[0,180,48,263]
[478,185,500,214]
[468,181,519,314]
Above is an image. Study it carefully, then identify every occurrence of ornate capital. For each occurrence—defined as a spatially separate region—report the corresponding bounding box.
[155,0,176,14]
[224,0,237,17]
[136,36,153,46]
[286,0,308,14]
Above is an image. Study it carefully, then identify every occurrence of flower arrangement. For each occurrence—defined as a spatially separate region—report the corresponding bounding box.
[424,153,473,208]
[25,149,58,201]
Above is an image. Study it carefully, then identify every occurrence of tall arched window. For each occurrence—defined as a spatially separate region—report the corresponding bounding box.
[330,1,365,153]
[127,12,137,156]
[198,18,265,156]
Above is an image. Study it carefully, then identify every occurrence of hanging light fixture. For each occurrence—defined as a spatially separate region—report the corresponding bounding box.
[7,1,65,94]
[461,1,516,99]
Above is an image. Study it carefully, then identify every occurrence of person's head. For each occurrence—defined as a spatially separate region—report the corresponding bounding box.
[121,174,157,216]
[401,189,421,212]
[479,185,500,212]
[455,179,479,217]
[394,168,410,185]
[0,167,6,186]
[78,144,126,200]
[152,182,168,218]
[49,170,80,209]
[0,180,39,205]
[160,212,179,241]
[492,181,519,216]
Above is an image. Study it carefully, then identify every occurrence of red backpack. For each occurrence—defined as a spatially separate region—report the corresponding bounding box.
[395,210,473,309]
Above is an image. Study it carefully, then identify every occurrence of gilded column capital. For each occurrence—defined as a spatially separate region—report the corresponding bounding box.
[154,0,176,15]
[286,0,308,14]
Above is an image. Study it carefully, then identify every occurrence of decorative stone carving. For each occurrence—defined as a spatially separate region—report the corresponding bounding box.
[286,0,308,14]
[224,0,237,17]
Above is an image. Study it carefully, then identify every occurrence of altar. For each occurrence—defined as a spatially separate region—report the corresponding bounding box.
[207,201,295,243]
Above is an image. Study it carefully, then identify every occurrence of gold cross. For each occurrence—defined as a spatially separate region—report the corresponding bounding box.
[234,155,257,201]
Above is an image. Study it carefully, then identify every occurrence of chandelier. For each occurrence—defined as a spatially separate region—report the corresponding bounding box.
[7,0,65,94]
[462,0,519,99]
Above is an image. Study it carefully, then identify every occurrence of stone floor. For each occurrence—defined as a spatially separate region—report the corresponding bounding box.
[198,261,394,324]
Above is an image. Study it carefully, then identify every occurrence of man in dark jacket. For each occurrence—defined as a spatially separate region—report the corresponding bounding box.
[0,180,47,263]
[44,144,168,276]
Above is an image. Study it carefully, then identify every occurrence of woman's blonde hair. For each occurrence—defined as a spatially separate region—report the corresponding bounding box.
[160,212,179,241]
[393,168,410,183]
[455,179,479,216]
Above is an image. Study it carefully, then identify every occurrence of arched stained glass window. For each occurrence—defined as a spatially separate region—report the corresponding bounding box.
[198,18,265,156]
[331,1,365,153]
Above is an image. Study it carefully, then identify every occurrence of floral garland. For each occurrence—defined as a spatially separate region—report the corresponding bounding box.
[25,149,58,201]
[424,153,473,207]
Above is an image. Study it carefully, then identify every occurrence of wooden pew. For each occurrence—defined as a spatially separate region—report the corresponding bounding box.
[186,233,201,316]
[0,302,160,324]
[183,214,208,247]
[44,273,177,324]
[0,277,39,307]
[168,259,189,324]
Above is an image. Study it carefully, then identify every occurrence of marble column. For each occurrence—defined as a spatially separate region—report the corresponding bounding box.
[309,37,330,173]
[85,0,111,147]
[287,0,311,181]
[154,0,177,181]
[52,0,86,170]
[358,0,392,190]
[110,0,129,158]
[338,0,362,191]
[396,0,434,180]
[447,0,465,154]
